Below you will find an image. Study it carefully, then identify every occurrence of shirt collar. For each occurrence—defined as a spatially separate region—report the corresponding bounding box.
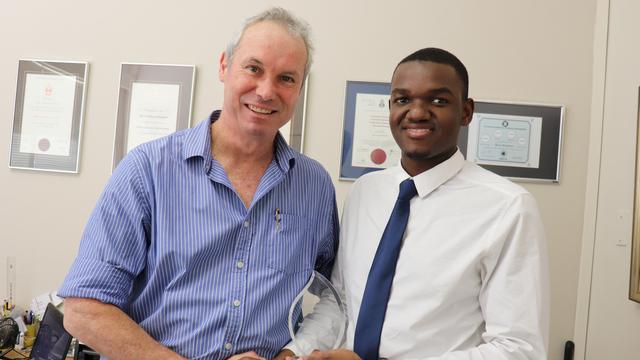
[181,110,297,173]
[393,149,465,198]
[273,130,297,173]
[182,111,218,161]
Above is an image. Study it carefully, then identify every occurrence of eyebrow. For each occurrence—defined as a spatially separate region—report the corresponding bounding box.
[391,87,454,96]
[245,57,302,78]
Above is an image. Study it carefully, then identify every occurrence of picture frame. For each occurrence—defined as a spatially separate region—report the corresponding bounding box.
[458,100,564,183]
[339,81,398,181]
[629,87,640,303]
[9,59,88,173]
[279,76,308,153]
[112,63,195,171]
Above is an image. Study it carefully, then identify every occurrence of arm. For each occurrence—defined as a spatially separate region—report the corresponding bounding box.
[64,297,187,360]
[428,194,550,360]
[61,153,182,359]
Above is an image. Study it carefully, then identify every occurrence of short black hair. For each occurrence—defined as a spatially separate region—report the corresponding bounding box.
[393,47,469,100]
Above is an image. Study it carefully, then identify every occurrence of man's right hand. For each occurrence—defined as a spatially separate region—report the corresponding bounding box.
[227,351,267,360]
[290,349,362,360]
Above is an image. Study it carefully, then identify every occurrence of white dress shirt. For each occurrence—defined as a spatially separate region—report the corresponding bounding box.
[288,150,549,360]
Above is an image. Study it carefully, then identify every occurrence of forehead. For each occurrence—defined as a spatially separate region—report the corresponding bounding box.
[234,21,307,71]
[391,61,463,95]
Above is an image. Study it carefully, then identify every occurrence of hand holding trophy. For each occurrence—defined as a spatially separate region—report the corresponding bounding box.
[288,271,348,358]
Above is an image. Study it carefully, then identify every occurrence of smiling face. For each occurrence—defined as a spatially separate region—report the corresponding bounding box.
[389,61,474,176]
[218,20,307,140]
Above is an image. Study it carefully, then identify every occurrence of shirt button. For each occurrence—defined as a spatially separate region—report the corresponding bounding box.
[243,221,249,228]
[237,262,244,269]
[225,343,232,350]
[233,300,241,306]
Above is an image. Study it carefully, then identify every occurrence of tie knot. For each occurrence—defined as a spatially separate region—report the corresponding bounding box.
[398,179,417,201]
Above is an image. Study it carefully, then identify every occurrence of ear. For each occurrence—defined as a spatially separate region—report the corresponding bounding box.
[461,98,475,126]
[219,52,228,82]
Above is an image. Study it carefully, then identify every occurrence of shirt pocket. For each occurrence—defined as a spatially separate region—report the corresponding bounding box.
[268,214,314,274]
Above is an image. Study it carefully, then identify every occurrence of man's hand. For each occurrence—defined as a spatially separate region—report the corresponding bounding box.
[272,349,296,360]
[292,349,361,360]
[227,351,267,360]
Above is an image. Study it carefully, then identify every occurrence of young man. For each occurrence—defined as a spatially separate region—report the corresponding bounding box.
[58,8,338,360]
[286,48,549,360]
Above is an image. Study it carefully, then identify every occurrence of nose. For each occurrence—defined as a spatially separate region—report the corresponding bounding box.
[406,101,429,121]
[256,77,276,102]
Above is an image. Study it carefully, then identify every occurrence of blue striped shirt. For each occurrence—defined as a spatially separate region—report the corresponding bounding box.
[59,111,339,360]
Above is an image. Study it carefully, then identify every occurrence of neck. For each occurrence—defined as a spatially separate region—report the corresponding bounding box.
[400,149,457,177]
[210,114,277,209]
[210,115,276,164]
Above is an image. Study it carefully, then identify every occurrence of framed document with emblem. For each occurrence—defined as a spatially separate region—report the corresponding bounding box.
[339,81,399,181]
[9,60,88,173]
[458,100,564,183]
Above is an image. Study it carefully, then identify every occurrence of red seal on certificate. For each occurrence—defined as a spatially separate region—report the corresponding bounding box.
[38,138,51,152]
[370,149,386,165]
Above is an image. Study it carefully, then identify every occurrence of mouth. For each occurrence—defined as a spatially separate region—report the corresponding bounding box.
[404,126,433,138]
[247,104,276,114]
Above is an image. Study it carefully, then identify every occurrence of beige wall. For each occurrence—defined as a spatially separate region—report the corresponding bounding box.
[576,0,640,359]
[0,1,598,359]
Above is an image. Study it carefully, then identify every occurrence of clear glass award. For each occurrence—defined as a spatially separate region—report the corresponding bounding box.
[288,270,348,356]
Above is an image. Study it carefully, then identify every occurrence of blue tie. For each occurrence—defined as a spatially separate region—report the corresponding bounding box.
[353,179,418,360]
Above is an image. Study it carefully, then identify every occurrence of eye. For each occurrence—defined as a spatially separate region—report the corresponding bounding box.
[432,98,448,105]
[392,97,409,105]
[281,75,294,83]
[247,65,260,73]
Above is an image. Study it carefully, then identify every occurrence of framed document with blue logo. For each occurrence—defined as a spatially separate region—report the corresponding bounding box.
[458,100,564,183]
[339,81,399,181]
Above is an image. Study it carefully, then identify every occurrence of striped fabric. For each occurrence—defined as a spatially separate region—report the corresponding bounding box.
[59,111,339,360]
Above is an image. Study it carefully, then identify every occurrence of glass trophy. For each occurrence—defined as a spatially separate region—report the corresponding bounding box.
[288,270,348,356]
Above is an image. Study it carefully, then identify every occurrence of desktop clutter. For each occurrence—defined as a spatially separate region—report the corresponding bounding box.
[1,293,99,360]
[1,292,75,359]
[2,292,62,352]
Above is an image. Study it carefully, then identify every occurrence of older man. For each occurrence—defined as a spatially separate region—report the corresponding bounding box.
[59,7,338,360]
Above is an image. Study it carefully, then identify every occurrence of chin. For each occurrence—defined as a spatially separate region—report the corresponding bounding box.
[403,149,432,160]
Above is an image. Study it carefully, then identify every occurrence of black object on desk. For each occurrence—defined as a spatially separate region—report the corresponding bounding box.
[72,343,99,360]
[29,303,72,360]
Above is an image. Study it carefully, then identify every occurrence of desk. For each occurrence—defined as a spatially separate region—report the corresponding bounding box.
[3,348,73,359]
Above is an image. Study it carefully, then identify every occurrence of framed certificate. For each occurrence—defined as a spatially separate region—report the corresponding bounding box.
[9,60,88,173]
[458,100,564,183]
[112,63,195,171]
[339,81,399,181]
[630,87,640,303]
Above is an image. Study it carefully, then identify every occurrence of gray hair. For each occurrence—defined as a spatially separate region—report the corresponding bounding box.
[226,7,314,79]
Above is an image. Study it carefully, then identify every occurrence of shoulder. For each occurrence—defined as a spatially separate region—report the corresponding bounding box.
[457,161,531,198]
[122,126,196,172]
[347,167,397,202]
[290,152,334,186]
[132,127,192,158]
